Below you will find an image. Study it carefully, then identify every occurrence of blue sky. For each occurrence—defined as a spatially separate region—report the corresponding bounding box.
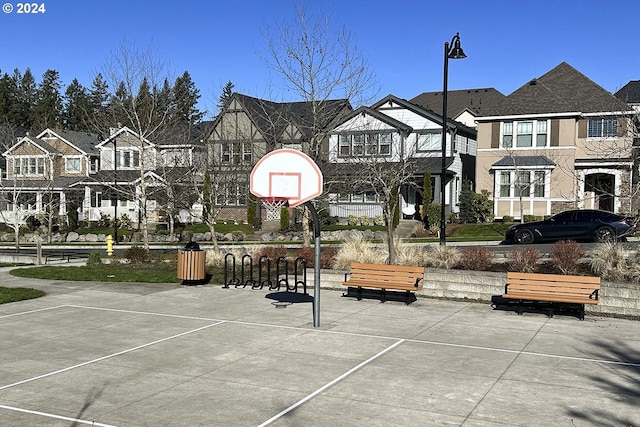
[1,0,639,119]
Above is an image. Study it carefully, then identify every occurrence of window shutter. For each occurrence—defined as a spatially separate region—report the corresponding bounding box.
[618,117,627,137]
[491,122,499,148]
[577,120,587,138]
[550,120,560,146]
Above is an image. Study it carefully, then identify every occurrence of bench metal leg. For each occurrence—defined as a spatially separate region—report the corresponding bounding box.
[381,288,386,303]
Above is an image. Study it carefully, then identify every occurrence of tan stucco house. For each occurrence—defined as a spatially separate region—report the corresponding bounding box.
[475,62,637,220]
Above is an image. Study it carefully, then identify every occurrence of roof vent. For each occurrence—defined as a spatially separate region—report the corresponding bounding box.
[529,79,538,86]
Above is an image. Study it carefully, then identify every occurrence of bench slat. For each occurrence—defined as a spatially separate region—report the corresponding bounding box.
[500,272,600,319]
[342,263,425,304]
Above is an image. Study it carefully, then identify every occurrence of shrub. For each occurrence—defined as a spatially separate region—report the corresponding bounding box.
[347,215,358,226]
[360,215,371,226]
[425,245,460,269]
[86,251,102,266]
[502,215,514,223]
[374,215,385,226]
[124,246,150,264]
[333,235,386,269]
[550,240,584,275]
[458,246,494,271]
[280,208,290,231]
[293,246,338,269]
[589,241,628,281]
[119,213,132,229]
[392,237,425,266]
[410,224,431,238]
[626,251,640,283]
[507,247,540,273]
[254,245,289,262]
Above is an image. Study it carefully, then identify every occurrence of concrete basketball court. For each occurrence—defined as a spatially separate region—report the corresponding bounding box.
[0,267,639,427]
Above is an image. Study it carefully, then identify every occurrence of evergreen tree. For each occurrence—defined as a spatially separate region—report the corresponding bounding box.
[12,68,36,129]
[458,179,476,223]
[63,78,90,130]
[0,71,16,124]
[174,71,203,125]
[217,80,234,112]
[33,69,63,130]
[88,73,110,130]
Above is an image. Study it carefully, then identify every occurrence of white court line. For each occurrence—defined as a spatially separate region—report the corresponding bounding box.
[257,339,406,427]
[67,304,640,368]
[0,404,118,427]
[0,305,67,319]
[0,321,225,391]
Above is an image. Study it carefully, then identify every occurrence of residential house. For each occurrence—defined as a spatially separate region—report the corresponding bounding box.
[475,62,636,220]
[0,125,204,229]
[83,125,204,226]
[205,93,352,221]
[0,128,100,227]
[326,94,477,220]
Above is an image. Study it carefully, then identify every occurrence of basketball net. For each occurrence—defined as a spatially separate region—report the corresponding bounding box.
[262,197,289,221]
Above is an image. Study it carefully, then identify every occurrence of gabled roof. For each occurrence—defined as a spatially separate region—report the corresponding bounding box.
[3,135,58,156]
[410,88,506,118]
[333,106,413,135]
[372,94,477,136]
[615,80,640,104]
[97,126,154,148]
[210,93,352,143]
[482,62,632,117]
[150,123,208,147]
[37,129,100,155]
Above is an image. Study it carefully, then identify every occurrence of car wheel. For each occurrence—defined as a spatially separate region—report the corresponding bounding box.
[594,226,614,243]
[515,229,535,244]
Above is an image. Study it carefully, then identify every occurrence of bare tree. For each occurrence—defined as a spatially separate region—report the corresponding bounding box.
[96,39,177,250]
[262,5,377,245]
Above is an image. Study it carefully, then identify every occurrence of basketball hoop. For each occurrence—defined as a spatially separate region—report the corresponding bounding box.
[262,197,289,221]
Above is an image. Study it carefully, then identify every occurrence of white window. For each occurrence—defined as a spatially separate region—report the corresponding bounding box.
[14,157,45,176]
[117,150,140,168]
[588,117,617,138]
[338,133,392,157]
[502,120,549,148]
[65,157,81,173]
[499,172,511,197]
[498,170,547,198]
[417,131,441,151]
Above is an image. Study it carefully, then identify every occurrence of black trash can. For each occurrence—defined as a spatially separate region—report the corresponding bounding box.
[177,241,205,285]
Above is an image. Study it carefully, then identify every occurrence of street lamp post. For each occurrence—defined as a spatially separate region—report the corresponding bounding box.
[440,32,466,246]
[113,137,118,244]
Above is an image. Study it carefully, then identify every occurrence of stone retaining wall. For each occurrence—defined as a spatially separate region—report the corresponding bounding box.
[309,268,640,319]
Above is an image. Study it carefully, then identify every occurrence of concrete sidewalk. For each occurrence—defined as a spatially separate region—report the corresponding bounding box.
[0,269,639,426]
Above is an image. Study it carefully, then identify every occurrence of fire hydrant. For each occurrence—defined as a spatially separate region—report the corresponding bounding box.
[106,234,114,256]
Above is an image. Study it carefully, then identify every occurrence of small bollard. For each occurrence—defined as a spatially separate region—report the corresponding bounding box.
[106,234,113,256]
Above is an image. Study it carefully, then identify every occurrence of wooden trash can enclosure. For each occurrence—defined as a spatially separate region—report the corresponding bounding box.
[177,241,205,284]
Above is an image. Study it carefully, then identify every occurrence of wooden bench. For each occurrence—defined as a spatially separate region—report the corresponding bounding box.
[500,272,600,320]
[342,263,424,305]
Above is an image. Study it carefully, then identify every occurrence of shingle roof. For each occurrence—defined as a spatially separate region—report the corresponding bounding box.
[53,129,101,155]
[483,62,631,116]
[492,155,556,168]
[615,80,640,104]
[410,88,506,118]
[219,93,352,143]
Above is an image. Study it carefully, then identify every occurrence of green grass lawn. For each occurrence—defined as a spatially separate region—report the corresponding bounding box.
[9,262,227,285]
[0,287,46,304]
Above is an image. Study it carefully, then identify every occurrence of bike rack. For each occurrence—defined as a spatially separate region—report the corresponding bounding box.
[222,253,308,295]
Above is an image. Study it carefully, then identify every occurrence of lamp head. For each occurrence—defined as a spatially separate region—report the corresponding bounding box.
[448,33,466,59]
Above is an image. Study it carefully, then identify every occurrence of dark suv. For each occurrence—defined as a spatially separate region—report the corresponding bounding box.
[504,209,636,244]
